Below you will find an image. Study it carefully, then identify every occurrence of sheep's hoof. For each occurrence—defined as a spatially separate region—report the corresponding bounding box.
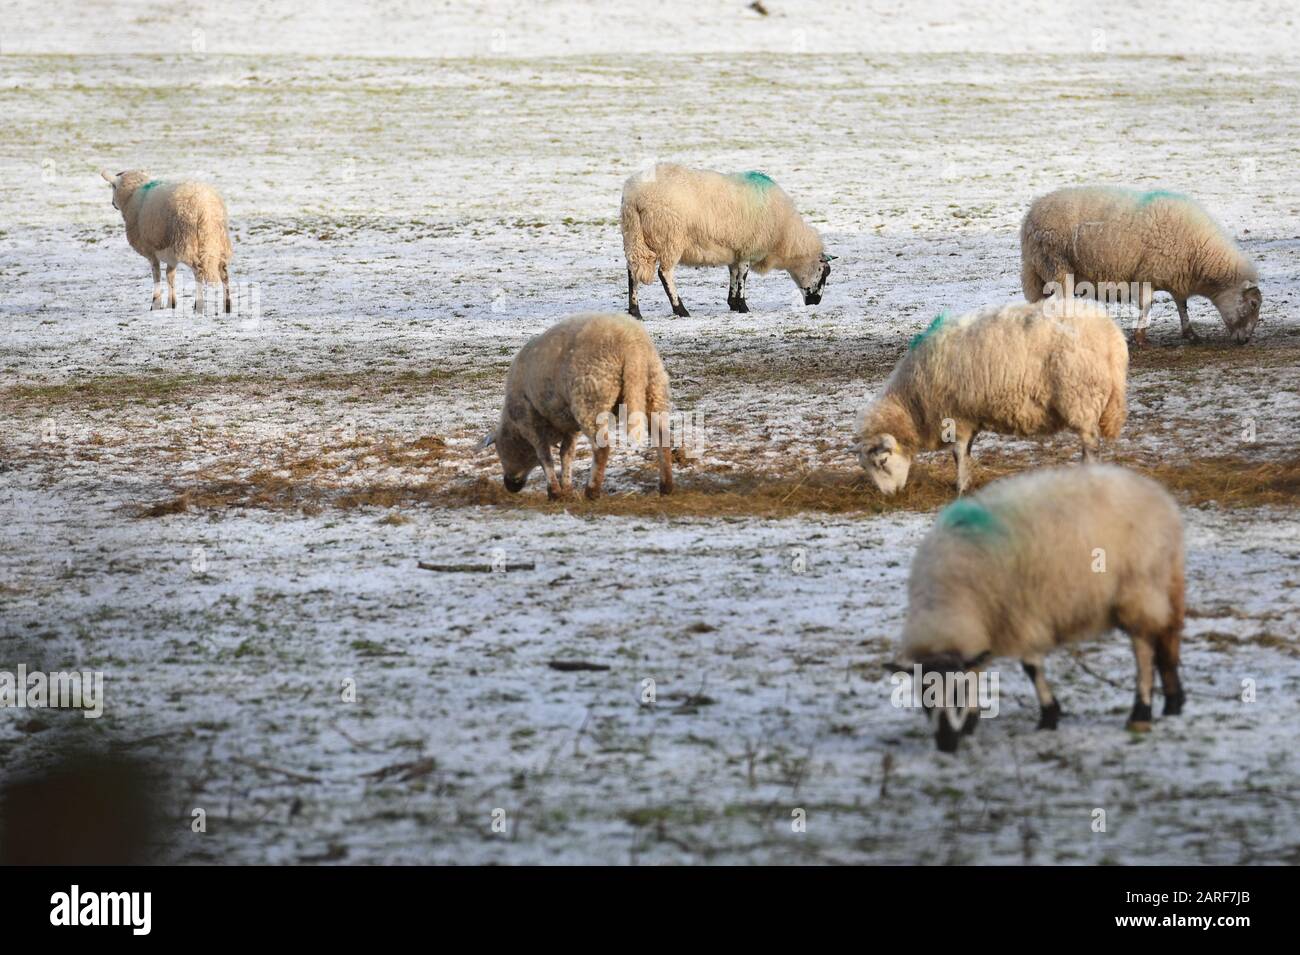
[1163,690,1185,716]
[658,481,673,496]
[1181,326,1201,343]
[1126,720,1153,733]
[1036,700,1061,730]
[224,300,232,314]
[583,486,602,501]
[150,300,163,311]
[672,303,690,318]
[628,305,642,320]
[1128,330,1150,349]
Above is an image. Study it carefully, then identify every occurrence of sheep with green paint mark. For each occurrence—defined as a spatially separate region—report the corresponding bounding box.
[100,169,233,314]
[1020,186,1261,345]
[887,464,1186,754]
[853,299,1128,495]
[620,163,833,318]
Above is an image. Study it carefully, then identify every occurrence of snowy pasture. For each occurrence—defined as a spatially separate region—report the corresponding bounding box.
[1,1,1298,864]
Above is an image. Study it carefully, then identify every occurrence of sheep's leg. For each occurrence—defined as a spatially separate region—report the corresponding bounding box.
[221,261,232,314]
[535,443,563,500]
[1130,286,1154,348]
[952,428,977,493]
[1126,635,1156,732]
[558,433,576,493]
[194,277,206,315]
[626,269,641,319]
[1175,298,1199,342]
[727,262,750,313]
[585,444,610,500]
[1022,656,1061,730]
[1079,428,1099,463]
[1155,623,1185,717]
[166,264,177,308]
[658,266,689,318]
[653,410,674,496]
[148,257,163,310]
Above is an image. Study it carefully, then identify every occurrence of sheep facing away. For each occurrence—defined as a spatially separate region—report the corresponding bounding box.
[483,313,673,499]
[887,465,1186,753]
[1020,186,1262,346]
[620,163,833,318]
[853,300,1128,495]
[100,169,233,314]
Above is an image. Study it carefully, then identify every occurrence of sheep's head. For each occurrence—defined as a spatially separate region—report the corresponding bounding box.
[855,432,911,495]
[1214,280,1262,344]
[99,169,148,214]
[790,253,834,306]
[481,424,535,493]
[885,651,992,753]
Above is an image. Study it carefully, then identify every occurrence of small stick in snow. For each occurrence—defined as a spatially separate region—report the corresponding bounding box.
[417,561,536,573]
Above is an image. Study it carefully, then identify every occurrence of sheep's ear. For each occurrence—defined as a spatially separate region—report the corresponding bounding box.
[100,169,116,184]
[880,434,898,452]
[963,651,992,669]
[479,432,496,450]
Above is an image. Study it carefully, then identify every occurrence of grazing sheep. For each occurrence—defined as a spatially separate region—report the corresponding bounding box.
[620,163,833,318]
[888,464,1186,753]
[853,300,1127,495]
[100,169,233,314]
[1020,186,1262,346]
[482,313,673,499]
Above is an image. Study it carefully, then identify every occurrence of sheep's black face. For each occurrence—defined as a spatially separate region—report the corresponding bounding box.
[802,262,831,306]
[888,650,992,754]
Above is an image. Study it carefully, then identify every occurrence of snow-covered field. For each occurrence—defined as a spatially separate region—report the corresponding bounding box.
[1,1,1297,864]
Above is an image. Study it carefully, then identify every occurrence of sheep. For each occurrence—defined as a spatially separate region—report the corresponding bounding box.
[853,300,1127,495]
[1020,186,1262,346]
[620,163,834,318]
[482,313,673,499]
[100,169,233,314]
[887,464,1186,753]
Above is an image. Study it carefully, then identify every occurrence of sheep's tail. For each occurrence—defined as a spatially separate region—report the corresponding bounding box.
[620,353,651,447]
[1020,257,1044,302]
[1098,327,1128,439]
[620,192,657,287]
[641,352,675,493]
[193,205,232,284]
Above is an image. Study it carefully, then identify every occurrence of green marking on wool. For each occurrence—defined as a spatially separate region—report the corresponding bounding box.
[908,312,948,350]
[740,171,774,189]
[140,179,162,193]
[939,499,1006,537]
[1136,188,1185,206]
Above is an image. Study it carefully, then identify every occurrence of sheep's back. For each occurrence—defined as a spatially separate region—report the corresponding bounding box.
[906,465,1181,656]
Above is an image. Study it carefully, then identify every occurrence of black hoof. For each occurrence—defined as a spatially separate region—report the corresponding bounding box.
[1036,700,1061,730]
[673,304,690,318]
[628,305,642,319]
[961,714,978,736]
[1163,690,1185,717]
[935,720,960,754]
[1126,700,1153,731]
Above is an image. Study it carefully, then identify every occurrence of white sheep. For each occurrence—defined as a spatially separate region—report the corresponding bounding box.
[1020,186,1262,346]
[887,464,1186,753]
[100,169,233,314]
[483,313,673,499]
[620,163,833,317]
[853,300,1128,495]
